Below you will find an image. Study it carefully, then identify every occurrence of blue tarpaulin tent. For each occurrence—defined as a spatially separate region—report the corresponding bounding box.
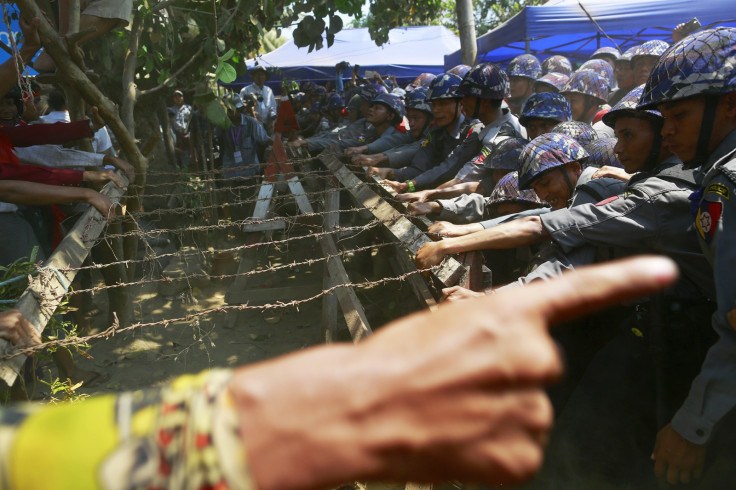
[235,26,460,91]
[444,0,736,69]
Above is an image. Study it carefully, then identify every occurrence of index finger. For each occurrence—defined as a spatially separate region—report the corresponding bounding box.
[517,256,678,327]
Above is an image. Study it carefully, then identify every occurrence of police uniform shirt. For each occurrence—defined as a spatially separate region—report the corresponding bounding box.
[540,156,715,300]
[671,129,736,445]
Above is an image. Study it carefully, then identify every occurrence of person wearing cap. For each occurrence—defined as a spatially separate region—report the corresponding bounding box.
[169,88,196,168]
[608,45,639,106]
[215,93,271,183]
[240,66,277,132]
[341,93,412,157]
[506,54,543,116]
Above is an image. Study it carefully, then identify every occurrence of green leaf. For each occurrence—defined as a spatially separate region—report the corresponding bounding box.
[216,38,226,53]
[215,62,237,83]
[205,100,230,129]
[218,48,235,62]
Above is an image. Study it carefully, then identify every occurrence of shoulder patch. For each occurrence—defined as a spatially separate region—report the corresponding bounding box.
[421,138,430,147]
[705,183,730,200]
[695,200,722,244]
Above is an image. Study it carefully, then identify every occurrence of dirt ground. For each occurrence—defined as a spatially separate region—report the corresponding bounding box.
[51,210,428,399]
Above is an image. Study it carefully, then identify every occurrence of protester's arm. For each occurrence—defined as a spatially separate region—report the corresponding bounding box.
[416,216,549,268]
[0,180,116,220]
[0,310,41,346]
[2,121,94,147]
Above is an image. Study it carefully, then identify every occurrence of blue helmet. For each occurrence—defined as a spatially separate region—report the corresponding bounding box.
[638,27,736,108]
[456,63,510,100]
[427,72,463,101]
[405,87,432,114]
[519,92,572,126]
[371,93,406,122]
[584,138,623,169]
[562,70,610,103]
[326,93,344,111]
[410,73,437,90]
[542,55,573,76]
[448,64,472,78]
[487,137,527,171]
[578,59,615,88]
[488,171,545,207]
[309,102,322,113]
[631,39,671,65]
[358,84,380,102]
[534,72,570,92]
[551,120,599,147]
[602,85,662,128]
[507,54,543,80]
[518,133,589,190]
[591,46,621,62]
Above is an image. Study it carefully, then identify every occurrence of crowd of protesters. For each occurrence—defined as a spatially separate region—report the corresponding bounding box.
[0,8,735,490]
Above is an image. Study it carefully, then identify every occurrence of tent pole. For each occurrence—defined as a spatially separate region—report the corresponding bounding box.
[525,37,530,54]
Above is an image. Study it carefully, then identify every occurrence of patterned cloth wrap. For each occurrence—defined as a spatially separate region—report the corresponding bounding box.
[507,53,543,80]
[638,27,736,108]
[370,93,406,120]
[561,70,610,103]
[591,46,621,61]
[488,170,545,206]
[542,55,574,76]
[535,72,570,92]
[551,120,599,147]
[448,64,472,78]
[486,137,527,171]
[427,72,463,100]
[519,92,573,126]
[405,87,432,113]
[518,132,589,189]
[456,63,510,100]
[584,137,623,168]
[602,84,662,128]
[579,58,615,87]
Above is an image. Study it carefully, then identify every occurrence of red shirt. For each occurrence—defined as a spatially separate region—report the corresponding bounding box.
[0,163,83,186]
[0,121,94,165]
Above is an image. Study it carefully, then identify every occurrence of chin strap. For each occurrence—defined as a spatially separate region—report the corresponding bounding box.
[685,96,719,169]
[560,165,576,197]
[471,98,481,120]
[643,117,663,172]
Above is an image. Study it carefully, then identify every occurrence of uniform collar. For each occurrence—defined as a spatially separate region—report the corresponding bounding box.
[701,129,736,174]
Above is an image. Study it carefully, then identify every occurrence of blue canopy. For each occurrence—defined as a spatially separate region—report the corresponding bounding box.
[444,0,736,68]
[235,26,460,90]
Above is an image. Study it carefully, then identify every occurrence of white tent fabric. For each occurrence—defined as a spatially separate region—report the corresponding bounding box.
[238,26,460,87]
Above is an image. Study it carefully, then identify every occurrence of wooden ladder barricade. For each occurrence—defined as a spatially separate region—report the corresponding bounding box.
[0,174,129,386]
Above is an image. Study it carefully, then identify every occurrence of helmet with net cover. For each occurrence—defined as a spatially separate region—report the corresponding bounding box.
[507,54,543,80]
[562,70,610,103]
[551,120,599,147]
[638,28,736,108]
[391,87,406,99]
[519,92,572,126]
[542,55,573,76]
[325,93,344,111]
[427,72,463,101]
[487,137,527,171]
[448,64,472,78]
[518,133,589,190]
[631,40,671,65]
[617,45,640,64]
[411,73,437,90]
[456,63,510,100]
[488,171,545,207]
[584,138,623,168]
[534,72,570,92]
[371,93,406,122]
[358,85,379,102]
[637,27,736,167]
[405,87,432,114]
[579,59,615,87]
[592,46,621,62]
[603,85,662,128]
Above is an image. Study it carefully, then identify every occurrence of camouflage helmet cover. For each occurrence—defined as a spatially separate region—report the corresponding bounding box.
[518,133,589,190]
[519,92,573,126]
[488,171,545,206]
[427,72,463,101]
[591,46,621,61]
[602,85,662,128]
[584,138,623,169]
[456,63,510,100]
[551,120,599,147]
[542,55,573,76]
[579,59,615,87]
[448,64,472,78]
[534,72,570,92]
[371,93,406,121]
[507,54,543,80]
[487,137,527,171]
[405,87,432,114]
[562,69,610,102]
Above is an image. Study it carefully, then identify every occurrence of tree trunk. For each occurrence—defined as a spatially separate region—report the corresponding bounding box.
[157,99,178,168]
[456,0,477,66]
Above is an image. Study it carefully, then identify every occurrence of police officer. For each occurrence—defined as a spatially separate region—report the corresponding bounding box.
[519,92,573,139]
[560,70,610,124]
[506,54,543,115]
[637,26,736,487]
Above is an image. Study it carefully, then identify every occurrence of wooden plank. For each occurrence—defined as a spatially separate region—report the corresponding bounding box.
[225,231,270,305]
[241,220,286,232]
[321,154,465,287]
[289,176,372,342]
[243,182,275,231]
[322,186,340,343]
[364,169,434,229]
[0,175,128,386]
[387,244,439,312]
